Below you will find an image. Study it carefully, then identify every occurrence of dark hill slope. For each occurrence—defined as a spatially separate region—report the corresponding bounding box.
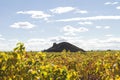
[43,42,85,52]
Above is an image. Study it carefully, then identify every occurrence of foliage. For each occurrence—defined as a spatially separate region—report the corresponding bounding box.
[0,50,120,80]
[14,42,26,54]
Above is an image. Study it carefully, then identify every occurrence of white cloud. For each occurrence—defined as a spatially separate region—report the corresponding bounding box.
[96,26,102,29]
[75,10,88,14]
[78,21,93,25]
[0,36,120,51]
[49,36,68,42]
[105,34,113,37]
[17,11,51,20]
[26,38,52,51]
[8,39,19,42]
[50,7,75,14]
[63,25,88,36]
[27,39,45,43]
[101,37,120,43]
[0,34,5,41]
[0,38,5,40]
[104,2,111,5]
[10,22,35,29]
[56,16,120,22]
[73,37,120,50]
[0,39,20,51]
[0,34,2,37]
[105,2,119,5]
[104,26,110,29]
[96,26,110,29]
[16,37,120,51]
[116,6,120,9]
[50,7,88,14]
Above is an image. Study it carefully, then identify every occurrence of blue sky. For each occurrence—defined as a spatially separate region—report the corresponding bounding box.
[0,0,120,51]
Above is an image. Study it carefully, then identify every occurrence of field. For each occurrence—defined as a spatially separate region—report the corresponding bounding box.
[0,50,120,80]
[0,42,119,80]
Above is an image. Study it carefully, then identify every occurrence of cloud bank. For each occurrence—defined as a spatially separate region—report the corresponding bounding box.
[56,16,120,22]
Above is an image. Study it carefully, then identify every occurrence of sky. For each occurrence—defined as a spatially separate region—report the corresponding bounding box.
[0,0,120,51]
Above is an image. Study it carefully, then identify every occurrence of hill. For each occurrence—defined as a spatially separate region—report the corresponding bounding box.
[43,42,85,52]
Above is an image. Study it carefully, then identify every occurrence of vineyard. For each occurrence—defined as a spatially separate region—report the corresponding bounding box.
[0,43,120,80]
